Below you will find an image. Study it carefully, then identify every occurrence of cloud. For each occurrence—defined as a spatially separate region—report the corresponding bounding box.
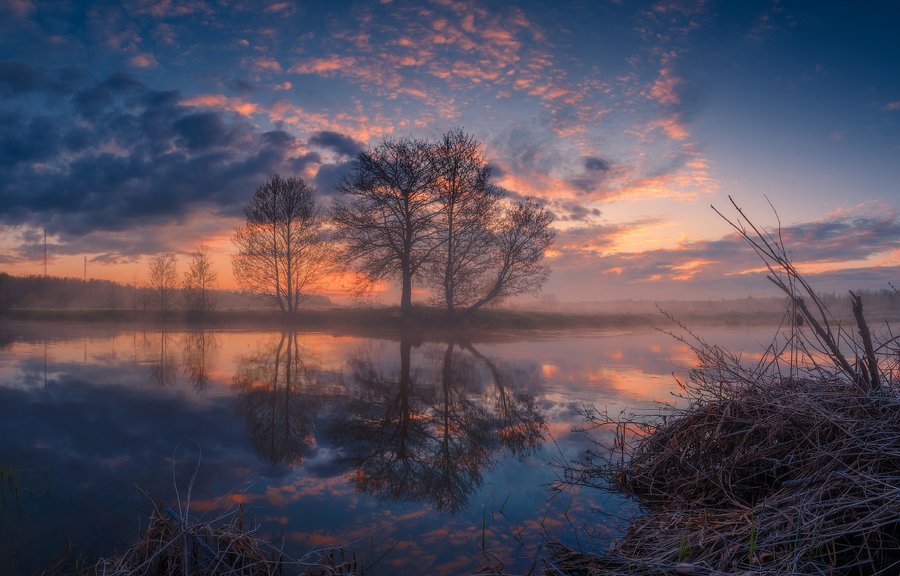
[0,60,40,94]
[128,52,159,68]
[584,157,612,172]
[0,65,320,251]
[228,79,256,94]
[543,208,900,300]
[884,101,900,111]
[307,131,364,158]
[251,56,282,72]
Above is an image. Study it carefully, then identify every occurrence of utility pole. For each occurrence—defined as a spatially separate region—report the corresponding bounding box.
[43,230,47,276]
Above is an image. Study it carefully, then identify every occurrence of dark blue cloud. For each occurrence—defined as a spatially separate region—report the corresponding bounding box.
[313,160,354,200]
[584,156,611,172]
[228,79,256,94]
[174,111,239,150]
[0,64,317,247]
[308,130,364,158]
[0,60,39,94]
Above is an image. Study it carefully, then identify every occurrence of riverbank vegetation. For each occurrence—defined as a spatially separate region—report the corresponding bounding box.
[545,200,900,575]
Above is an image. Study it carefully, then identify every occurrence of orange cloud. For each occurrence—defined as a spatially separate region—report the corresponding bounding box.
[289,55,358,75]
[182,94,259,116]
[649,68,681,106]
[252,56,282,72]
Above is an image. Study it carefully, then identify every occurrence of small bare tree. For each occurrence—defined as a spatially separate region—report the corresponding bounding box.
[428,129,503,321]
[148,254,179,313]
[455,199,555,322]
[183,244,218,320]
[106,282,122,310]
[231,173,329,315]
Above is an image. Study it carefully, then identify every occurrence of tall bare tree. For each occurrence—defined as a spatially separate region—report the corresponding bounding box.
[428,130,503,322]
[231,173,328,315]
[331,131,555,324]
[183,243,218,319]
[330,136,443,320]
[148,253,179,313]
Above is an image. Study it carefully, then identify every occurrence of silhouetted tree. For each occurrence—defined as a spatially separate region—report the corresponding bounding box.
[148,254,179,312]
[331,131,555,324]
[106,283,122,310]
[232,173,328,315]
[331,137,442,320]
[455,199,555,322]
[428,130,502,322]
[182,243,218,320]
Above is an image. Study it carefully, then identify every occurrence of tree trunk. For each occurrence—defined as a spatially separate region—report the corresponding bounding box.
[400,266,413,321]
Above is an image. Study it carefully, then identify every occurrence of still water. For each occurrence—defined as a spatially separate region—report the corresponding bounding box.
[0,322,777,575]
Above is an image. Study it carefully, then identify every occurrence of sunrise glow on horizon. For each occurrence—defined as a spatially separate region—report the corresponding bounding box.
[1,0,898,302]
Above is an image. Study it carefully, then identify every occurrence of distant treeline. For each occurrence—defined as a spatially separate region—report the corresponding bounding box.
[0,273,331,312]
[516,290,900,316]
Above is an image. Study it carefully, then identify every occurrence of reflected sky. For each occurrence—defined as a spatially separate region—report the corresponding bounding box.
[0,323,779,575]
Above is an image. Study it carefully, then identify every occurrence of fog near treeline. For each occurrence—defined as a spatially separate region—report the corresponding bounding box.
[0,274,332,311]
[3,272,900,317]
[520,290,900,316]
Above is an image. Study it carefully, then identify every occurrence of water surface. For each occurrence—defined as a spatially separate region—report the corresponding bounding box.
[0,322,778,575]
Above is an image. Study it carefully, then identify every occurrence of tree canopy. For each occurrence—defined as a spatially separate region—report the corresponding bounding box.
[232,173,329,315]
[331,130,555,323]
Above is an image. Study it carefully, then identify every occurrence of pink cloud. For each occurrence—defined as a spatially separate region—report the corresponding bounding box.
[252,56,282,72]
[884,101,900,111]
[289,55,358,74]
[649,68,681,106]
[128,52,158,67]
[182,94,259,116]
[5,0,35,18]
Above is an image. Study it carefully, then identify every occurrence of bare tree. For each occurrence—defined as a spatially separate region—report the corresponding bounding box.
[231,173,328,315]
[428,130,503,322]
[330,136,442,320]
[331,131,555,324]
[148,253,179,313]
[455,199,555,322]
[182,243,218,319]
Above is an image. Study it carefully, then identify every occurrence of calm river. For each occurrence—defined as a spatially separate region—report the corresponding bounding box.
[0,322,778,575]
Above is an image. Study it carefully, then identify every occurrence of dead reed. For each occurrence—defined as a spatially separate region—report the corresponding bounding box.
[548,198,900,575]
[42,457,363,576]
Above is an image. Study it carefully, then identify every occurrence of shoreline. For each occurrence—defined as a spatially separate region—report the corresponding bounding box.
[0,306,811,332]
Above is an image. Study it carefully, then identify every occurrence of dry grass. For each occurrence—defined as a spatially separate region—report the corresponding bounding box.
[546,198,900,575]
[41,461,363,576]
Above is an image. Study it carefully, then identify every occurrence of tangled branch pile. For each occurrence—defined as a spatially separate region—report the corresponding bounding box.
[550,199,900,575]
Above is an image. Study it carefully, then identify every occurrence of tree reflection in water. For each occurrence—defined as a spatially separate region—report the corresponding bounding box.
[232,333,322,466]
[181,330,219,394]
[146,329,177,388]
[324,334,547,515]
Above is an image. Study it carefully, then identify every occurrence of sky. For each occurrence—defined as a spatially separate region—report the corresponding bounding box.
[1,0,899,302]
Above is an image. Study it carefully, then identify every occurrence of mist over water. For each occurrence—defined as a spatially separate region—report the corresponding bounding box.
[0,323,778,575]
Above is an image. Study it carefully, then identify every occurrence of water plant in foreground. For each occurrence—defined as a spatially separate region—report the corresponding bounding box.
[546,198,900,575]
[39,456,364,576]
